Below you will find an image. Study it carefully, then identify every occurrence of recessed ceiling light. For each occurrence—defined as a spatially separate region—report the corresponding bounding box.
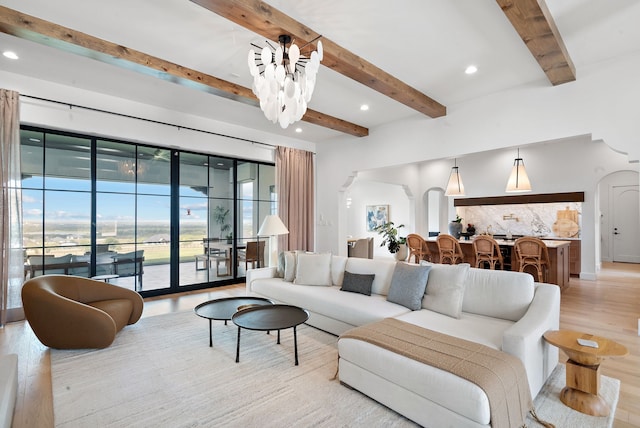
[465,65,478,75]
[360,104,369,111]
[295,127,302,133]
[3,51,18,60]
[217,162,224,166]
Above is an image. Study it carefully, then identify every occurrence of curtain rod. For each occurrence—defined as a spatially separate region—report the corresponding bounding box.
[19,94,277,150]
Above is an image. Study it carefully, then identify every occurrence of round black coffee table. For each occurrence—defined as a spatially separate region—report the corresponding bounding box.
[232,304,309,365]
[194,296,273,347]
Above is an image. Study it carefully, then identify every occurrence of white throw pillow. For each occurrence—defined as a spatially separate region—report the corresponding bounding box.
[421,262,470,318]
[294,252,332,286]
[282,251,297,282]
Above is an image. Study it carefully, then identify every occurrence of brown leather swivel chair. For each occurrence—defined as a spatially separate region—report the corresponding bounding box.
[436,234,465,265]
[22,275,144,349]
[472,235,504,270]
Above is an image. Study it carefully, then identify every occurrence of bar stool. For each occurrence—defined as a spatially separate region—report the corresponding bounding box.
[406,234,431,264]
[514,236,550,282]
[436,234,464,265]
[472,235,504,270]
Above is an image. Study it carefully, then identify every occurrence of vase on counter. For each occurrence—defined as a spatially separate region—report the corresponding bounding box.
[394,244,408,261]
[448,221,463,239]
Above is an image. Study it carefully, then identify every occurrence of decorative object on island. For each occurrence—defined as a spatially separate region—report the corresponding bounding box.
[366,204,390,231]
[466,223,476,235]
[373,221,407,260]
[506,148,532,193]
[444,158,465,196]
[448,214,463,239]
[248,34,323,128]
[258,214,290,267]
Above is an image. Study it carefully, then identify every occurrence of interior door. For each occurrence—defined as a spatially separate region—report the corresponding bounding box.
[612,185,640,262]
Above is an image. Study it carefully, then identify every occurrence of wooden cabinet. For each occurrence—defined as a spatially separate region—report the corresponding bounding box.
[547,242,570,291]
[544,238,580,276]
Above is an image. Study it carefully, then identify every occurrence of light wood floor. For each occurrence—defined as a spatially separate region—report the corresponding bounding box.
[1,262,639,427]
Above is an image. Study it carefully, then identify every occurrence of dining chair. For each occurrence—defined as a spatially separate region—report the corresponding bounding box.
[436,234,464,265]
[349,237,374,259]
[239,241,266,269]
[406,234,431,264]
[472,235,504,270]
[514,236,550,282]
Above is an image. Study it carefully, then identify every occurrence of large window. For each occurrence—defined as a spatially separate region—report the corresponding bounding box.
[20,126,275,297]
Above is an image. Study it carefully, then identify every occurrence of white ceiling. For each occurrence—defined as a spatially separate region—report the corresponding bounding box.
[1,0,640,143]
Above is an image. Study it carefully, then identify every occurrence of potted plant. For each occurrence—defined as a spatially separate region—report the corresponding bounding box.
[448,214,463,239]
[373,222,407,260]
[213,206,231,240]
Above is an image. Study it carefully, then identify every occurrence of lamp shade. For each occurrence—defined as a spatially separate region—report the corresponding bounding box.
[445,166,465,196]
[505,158,532,193]
[258,215,289,236]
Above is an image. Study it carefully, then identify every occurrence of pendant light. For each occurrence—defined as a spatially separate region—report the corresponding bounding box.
[505,148,532,193]
[445,159,465,196]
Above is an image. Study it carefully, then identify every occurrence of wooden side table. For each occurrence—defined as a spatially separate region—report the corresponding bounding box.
[544,330,628,416]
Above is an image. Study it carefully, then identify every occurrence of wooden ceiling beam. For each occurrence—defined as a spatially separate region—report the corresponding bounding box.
[496,0,576,85]
[190,0,447,118]
[0,6,368,137]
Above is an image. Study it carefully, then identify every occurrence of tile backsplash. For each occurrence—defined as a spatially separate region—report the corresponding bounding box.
[456,202,582,238]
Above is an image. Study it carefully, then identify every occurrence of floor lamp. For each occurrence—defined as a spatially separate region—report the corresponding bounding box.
[258,215,290,267]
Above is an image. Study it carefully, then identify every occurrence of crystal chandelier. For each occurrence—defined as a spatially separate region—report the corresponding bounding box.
[248,34,323,128]
[118,159,144,177]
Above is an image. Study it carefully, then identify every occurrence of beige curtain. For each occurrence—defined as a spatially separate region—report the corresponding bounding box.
[275,146,314,251]
[0,89,23,325]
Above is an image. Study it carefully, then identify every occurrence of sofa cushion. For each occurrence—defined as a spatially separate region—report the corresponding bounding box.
[344,258,396,295]
[281,251,297,282]
[340,271,375,296]
[331,255,348,286]
[462,268,535,322]
[386,263,431,310]
[294,253,332,286]
[394,309,514,351]
[251,279,411,327]
[421,262,469,319]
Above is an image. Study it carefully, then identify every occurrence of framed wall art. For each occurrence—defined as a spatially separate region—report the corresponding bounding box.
[366,204,389,231]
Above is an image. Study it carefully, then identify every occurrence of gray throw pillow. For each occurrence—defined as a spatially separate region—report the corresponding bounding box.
[340,271,375,296]
[386,263,431,310]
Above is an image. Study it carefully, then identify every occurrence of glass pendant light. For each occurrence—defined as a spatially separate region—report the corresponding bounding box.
[445,159,465,196]
[505,148,532,193]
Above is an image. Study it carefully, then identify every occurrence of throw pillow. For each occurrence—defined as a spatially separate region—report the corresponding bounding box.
[340,271,375,296]
[421,262,470,319]
[282,251,297,282]
[276,251,286,278]
[386,262,431,310]
[294,252,332,286]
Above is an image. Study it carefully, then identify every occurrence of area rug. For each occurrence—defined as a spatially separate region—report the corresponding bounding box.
[525,364,619,428]
[51,311,620,427]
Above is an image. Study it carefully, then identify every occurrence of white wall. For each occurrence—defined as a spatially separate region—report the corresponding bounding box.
[345,180,412,259]
[318,53,640,265]
[334,135,638,279]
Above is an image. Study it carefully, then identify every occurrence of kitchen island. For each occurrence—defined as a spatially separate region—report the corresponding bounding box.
[426,236,570,290]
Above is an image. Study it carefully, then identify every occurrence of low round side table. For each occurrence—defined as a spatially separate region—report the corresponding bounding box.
[544,330,628,416]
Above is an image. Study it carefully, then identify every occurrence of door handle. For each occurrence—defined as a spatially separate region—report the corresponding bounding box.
[613,227,620,235]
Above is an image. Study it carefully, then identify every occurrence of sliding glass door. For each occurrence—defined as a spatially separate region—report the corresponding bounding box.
[19,126,275,298]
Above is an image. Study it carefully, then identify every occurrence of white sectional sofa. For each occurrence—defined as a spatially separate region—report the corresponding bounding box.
[246,254,560,427]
